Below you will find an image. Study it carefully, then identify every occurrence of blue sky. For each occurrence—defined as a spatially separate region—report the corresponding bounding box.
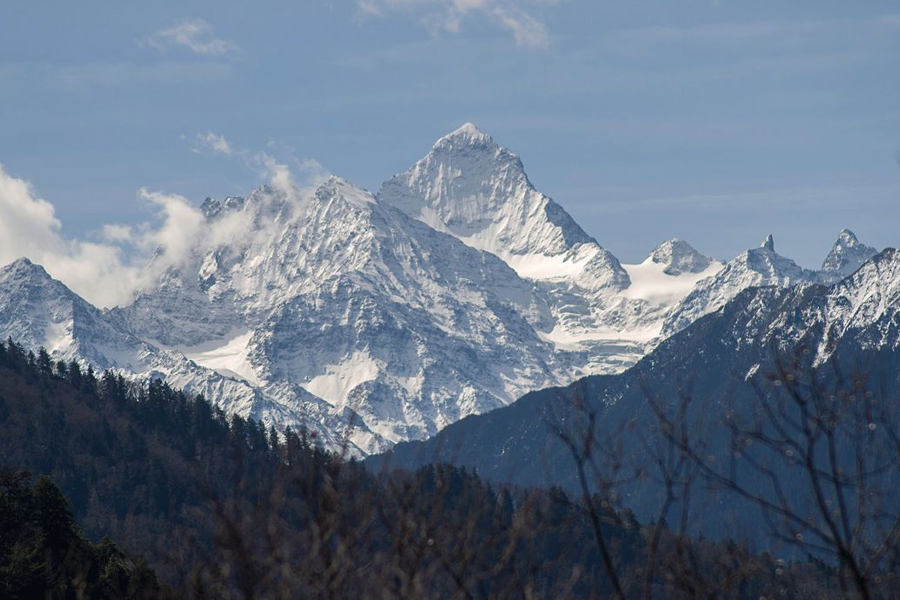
[1,0,898,270]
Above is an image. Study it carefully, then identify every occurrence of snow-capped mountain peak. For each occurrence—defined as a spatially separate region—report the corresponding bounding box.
[378,124,639,375]
[649,238,713,276]
[820,229,878,281]
[815,247,900,360]
[2,256,46,282]
[378,124,628,290]
[317,175,376,207]
[0,257,149,369]
[0,256,88,357]
[435,122,494,147]
[201,195,247,220]
[761,233,775,252]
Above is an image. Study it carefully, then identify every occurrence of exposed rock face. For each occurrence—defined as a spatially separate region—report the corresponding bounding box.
[820,229,878,282]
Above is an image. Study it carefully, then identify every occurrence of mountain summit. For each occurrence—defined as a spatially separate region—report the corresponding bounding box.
[437,122,494,146]
[378,124,674,373]
[820,229,878,281]
[649,239,713,276]
[378,123,628,289]
[0,257,145,369]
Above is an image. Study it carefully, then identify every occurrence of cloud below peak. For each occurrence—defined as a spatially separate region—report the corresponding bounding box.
[0,136,332,308]
[0,163,140,308]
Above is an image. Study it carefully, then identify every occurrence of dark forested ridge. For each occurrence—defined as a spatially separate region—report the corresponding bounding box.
[0,337,887,598]
[0,468,171,598]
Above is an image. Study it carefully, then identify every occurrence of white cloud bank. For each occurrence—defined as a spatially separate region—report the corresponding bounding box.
[0,164,142,307]
[144,19,237,57]
[0,137,328,309]
[0,164,218,308]
[359,0,551,48]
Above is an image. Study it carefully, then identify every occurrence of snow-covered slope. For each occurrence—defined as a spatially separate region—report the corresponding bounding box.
[624,239,723,307]
[815,247,900,359]
[378,125,726,366]
[0,257,341,444]
[540,239,724,351]
[378,123,629,291]
[0,258,148,369]
[105,176,603,454]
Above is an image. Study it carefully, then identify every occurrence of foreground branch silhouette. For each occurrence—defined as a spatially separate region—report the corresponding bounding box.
[551,342,900,598]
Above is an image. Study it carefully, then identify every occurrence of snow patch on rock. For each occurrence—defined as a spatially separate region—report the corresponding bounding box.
[302,351,380,408]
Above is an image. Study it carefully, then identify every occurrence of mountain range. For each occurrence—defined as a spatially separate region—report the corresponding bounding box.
[0,124,881,455]
[375,245,900,544]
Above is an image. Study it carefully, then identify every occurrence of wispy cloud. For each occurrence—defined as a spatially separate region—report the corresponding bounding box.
[191,131,234,155]
[184,131,330,194]
[143,18,237,57]
[488,6,549,47]
[358,0,551,48]
[576,183,900,214]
